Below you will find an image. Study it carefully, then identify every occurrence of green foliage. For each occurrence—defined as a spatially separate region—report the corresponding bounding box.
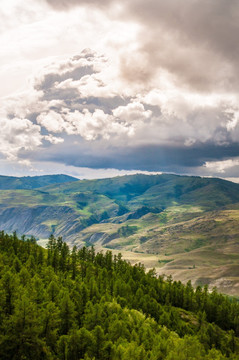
[0,231,239,359]
[116,225,138,237]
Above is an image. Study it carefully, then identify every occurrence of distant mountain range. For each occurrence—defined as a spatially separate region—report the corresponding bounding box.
[0,174,78,190]
[1,173,239,295]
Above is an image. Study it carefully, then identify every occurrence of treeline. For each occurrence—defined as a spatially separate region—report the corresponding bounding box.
[0,231,239,359]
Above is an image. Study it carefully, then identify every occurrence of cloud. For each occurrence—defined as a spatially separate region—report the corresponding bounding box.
[44,134,64,144]
[112,102,151,122]
[204,158,239,174]
[122,0,239,91]
[35,49,99,91]
[2,0,239,181]
[25,135,239,175]
[30,51,239,150]
[37,111,67,133]
[0,117,42,161]
[0,0,49,34]
[45,0,116,10]
[37,108,133,140]
[0,87,64,162]
[3,47,239,179]
[45,0,239,94]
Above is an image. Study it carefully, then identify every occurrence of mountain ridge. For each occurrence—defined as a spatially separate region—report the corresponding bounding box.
[0,174,78,190]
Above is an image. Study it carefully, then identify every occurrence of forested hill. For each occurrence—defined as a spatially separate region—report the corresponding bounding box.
[0,232,239,359]
[0,174,78,190]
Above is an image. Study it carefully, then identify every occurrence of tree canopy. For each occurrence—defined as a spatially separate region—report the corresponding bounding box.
[0,231,239,359]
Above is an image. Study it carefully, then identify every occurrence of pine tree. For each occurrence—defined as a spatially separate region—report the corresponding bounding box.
[59,292,76,334]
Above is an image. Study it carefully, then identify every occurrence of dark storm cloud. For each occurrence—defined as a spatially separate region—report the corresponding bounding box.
[124,0,239,91]
[132,0,239,62]
[23,136,239,173]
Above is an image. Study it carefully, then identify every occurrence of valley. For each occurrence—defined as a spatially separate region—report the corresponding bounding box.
[1,173,239,295]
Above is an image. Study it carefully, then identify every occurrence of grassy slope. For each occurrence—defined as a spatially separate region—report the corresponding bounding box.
[1,173,239,295]
[70,202,239,296]
[43,173,239,209]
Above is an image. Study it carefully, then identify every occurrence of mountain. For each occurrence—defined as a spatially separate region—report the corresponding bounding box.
[1,173,239,295]
[41,173,239,209]
[0,174,78,190]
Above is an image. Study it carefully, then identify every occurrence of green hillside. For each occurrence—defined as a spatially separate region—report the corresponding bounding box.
[42,173,239,211]
[1,173,239,295]
[0,174,78,190]
[0,232,239,360]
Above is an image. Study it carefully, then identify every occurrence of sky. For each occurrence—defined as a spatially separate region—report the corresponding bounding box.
[1,0,239,181]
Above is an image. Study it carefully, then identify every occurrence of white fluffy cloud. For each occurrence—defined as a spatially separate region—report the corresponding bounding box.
[0,117,42,161]
[37,108,134,140]
[44,134,64,144]
[204,159,239,174]
[113,102,151,122]
[37,111,67,133]
[0,87,64,163]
